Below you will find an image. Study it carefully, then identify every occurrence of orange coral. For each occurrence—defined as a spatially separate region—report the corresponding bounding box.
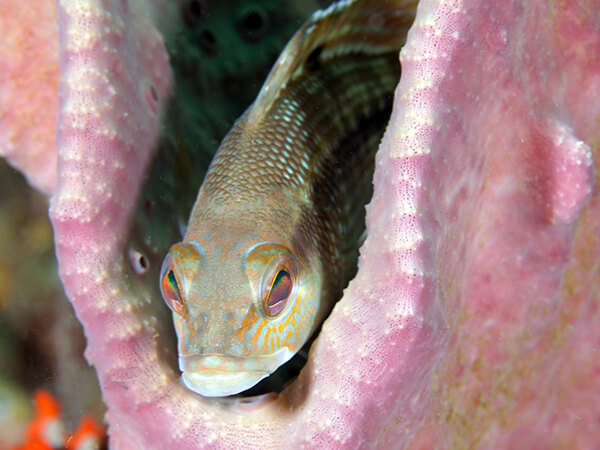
[15,390,105,450]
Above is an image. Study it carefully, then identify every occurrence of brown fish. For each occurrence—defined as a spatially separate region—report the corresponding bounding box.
[160,0,416,397]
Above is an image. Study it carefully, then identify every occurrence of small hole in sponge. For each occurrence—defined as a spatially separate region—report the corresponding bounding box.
[150,85,158,102]
[129,248,149,275]
[142,81,159,114]
[182,0,206,27]
[198,29,217,54]
[237,6,269,42]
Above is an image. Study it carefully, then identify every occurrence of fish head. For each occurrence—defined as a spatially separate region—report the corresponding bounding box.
[159,234,323,397]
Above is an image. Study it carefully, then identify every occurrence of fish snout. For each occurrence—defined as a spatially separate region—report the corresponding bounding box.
[178,307,255,355]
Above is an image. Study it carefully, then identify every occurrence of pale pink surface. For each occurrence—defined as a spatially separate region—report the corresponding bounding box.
[33,0,600,448]
[0,0,59,194]
[412,1,600,447]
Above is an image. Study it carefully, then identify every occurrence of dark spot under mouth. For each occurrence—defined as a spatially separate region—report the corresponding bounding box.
[238,350,307,397]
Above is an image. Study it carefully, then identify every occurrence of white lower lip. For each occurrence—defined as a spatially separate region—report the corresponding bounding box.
[182,370,270,397]
[180,348,295,397]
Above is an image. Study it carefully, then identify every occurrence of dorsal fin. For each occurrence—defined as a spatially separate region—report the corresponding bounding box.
[247,0,417,126]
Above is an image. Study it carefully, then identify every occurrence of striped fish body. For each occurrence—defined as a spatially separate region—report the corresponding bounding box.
[160,0,417,397]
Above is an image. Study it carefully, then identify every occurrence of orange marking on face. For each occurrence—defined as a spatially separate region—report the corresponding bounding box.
[279,288,302,333]
[234,307,258,342]
[250,318,268,345]
[262,327,272,351]
[186,244,201,259]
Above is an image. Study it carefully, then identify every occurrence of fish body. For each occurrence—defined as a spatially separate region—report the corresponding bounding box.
[160,0,416,397]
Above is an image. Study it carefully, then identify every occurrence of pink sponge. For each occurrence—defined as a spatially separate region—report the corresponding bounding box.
[0,0,59,194]
[2,0,599,447]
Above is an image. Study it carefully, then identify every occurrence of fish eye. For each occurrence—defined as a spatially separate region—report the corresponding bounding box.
[160,256,186,316]
[263,268,293,317]
[246,244,298,317]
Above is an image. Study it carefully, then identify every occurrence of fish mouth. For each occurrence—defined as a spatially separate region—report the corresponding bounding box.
[179,348,293,397]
